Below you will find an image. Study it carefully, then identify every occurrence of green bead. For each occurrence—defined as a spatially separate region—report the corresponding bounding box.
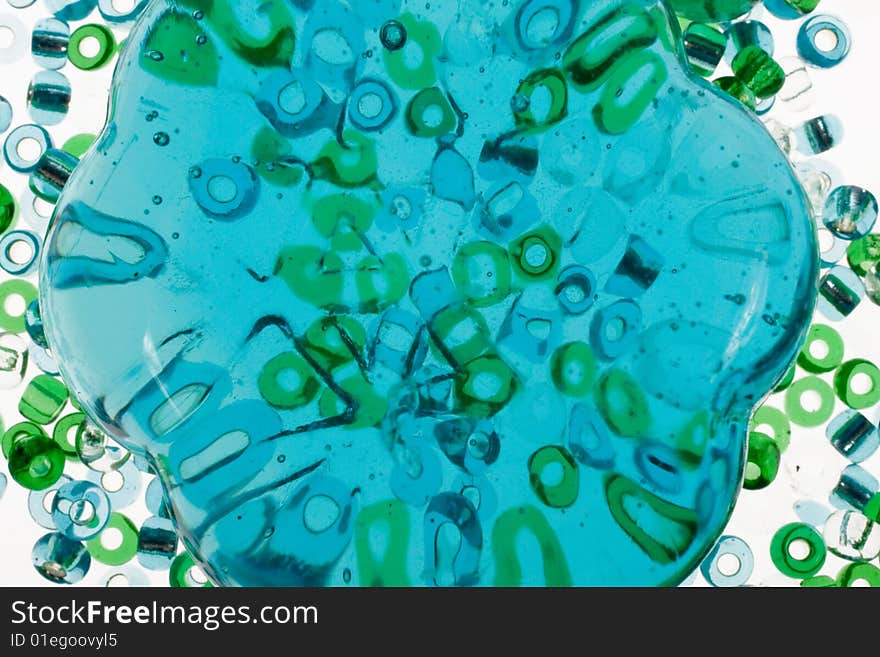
[834,359,880,409]
[383,13,441,89]
[837,562,880,587]
[800,575,837,588]
[169,550,213,587]
[782,0,822,15]
[797,324,844,374]
[513,68,568,133]
[405,87,456,138]
[19,374,69,425]
[666,0,758,22]
[318,373,387,428]
[749,404,791,452]
[772,363,796,392]
[0,279,38,333]
[431,305,491,366]
[312,130,378,188]
[673,410,711,461]
[201,0,294,68]
[452,241,512,308]
[770,522,826,579]
[311,194,374,247]
[276,246,344,310]
[785,376,835,427]
[53,412,86,457]
[354,499,410,586]
[492,506,572,586]
[593,49,667,135]
[846,235,880,277]
[864,494,880,523]
[550,342,596,397]
[563,4,657,93]
[528,445,579,508]
[251,127,303,187]
[68,24,116,71]
[214,0,296,67]
[141,10,220,87]
[604,475,698,567]
[596,369,651,437]
[86,512,139,566]
[509,226,562,281]
[0,183,15,234]
[2,421,46,459]
[713,76,756,110]
[354,253,409,314]
[303,316,366,369]
[731,46,785,98]
[8,430,65,490]
[258,352,320,410]
[455,355,517,418]
[61,134,96,158]
[743,431,780,490]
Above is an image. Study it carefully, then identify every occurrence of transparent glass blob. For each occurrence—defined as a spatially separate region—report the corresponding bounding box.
[39,0,818,586]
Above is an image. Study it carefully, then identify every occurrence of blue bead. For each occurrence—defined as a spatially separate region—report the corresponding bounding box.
[798,15,852,68]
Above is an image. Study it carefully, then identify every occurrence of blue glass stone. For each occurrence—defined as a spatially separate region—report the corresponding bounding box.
[40,0,818,586]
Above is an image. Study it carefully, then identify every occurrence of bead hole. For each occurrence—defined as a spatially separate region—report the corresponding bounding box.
[540,461,564,487]
[303,494,340,534]
[357,91,384,119]
[850,372,873,395]
[16,137,42,162]
[788,538,811,560]
[6,239,33,265]
[814,29,839,53]
[101,470,124,493]
[79,36,102,58]
[717,553,741,577]
[207,175,237,204]
[102,527,123,550]
[4,292,26,317]
[800,389,822,413]
[808,339,828,359]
